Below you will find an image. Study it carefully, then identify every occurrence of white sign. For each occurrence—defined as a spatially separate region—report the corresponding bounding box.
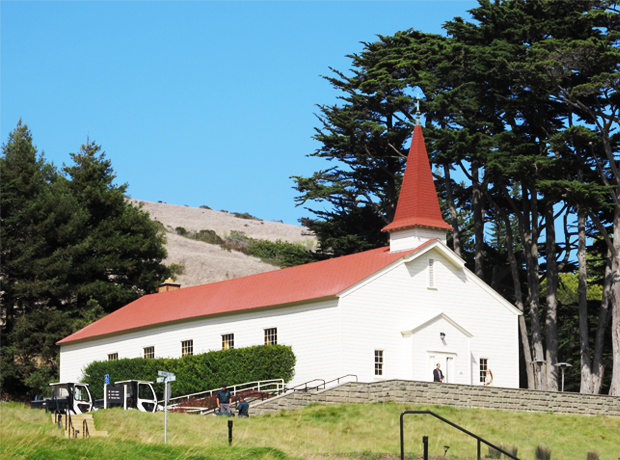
[156,377,165,383]
[158,371,174,377]
[167,375,176,382]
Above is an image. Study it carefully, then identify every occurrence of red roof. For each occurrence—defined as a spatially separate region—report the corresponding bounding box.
[383,125,452,232]
[58,242,433,345]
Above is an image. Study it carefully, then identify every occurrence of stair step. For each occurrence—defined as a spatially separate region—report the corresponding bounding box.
[51,412,107,438]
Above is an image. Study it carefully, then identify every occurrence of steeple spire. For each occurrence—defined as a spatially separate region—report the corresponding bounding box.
[383,123,452,252]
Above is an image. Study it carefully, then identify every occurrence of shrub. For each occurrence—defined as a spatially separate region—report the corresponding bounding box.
[487,445,501,458]
[587,452,599,460]
[152,220,166,233]
[233,212,261,221]
[199,205,211,209]
[196,229,224,245]
[175,226,187,236]
[504,445,518,458]
[224,230,251,253]
[82,344,295,400]
[247,239,318,268]
[535,445,551,460]
[169,264,185,276]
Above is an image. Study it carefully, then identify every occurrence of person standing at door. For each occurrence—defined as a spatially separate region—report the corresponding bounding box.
[433,363,444,382]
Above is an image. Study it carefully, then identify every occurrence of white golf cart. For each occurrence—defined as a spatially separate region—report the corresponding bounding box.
[30,382,94,414]
[105,380,158,412]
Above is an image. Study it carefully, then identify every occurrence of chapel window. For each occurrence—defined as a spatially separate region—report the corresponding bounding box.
[222,334,234,350]
[181,340,193,357]
[108,353,118,361]
[480,358,488,383]
[375,350,384,376]
[264,328,277,345]
[144,346,154,359]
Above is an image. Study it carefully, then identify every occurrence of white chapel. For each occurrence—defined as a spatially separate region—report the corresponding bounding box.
[58,123,521,389]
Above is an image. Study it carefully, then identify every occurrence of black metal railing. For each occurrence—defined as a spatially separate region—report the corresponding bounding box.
[287,375,359,393]
[83,419,89,438]
[320,374,358,389]
[67,413,76,438]
[399,410,520,460]
[287,379,326,392]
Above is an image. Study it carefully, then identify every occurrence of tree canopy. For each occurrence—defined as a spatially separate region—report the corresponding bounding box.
[0,122,170,398]
[295,0,620,394]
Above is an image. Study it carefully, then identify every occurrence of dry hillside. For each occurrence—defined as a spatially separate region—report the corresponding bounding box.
[130,199,317,288]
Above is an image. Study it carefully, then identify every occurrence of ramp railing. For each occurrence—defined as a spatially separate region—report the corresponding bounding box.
[400,410,520,460]
[161,379,285,407]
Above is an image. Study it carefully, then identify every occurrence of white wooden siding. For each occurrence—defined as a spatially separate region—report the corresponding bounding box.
[60,245,519,390]
[389,227,447,252]
[60,298,341,388]
[339,247,519,388]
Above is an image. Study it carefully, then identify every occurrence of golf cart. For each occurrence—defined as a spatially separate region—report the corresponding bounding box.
[30,382,94,414]
[102,380,158,412]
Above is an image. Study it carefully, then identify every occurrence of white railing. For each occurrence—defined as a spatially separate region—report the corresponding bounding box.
[159,378,285,406]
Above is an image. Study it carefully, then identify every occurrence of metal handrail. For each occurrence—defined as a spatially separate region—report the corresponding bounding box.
[287,378,326,392]
[319,374,358,389]
[67,413,75,438]
[161,378,285,405]
[175,390,272,415]
[400,410,520,460]
[82,419,89,438]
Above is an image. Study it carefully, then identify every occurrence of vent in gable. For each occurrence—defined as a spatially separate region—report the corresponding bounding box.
[428,258,435,288]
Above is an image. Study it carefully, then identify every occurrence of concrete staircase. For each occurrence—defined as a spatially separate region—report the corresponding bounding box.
[52,413,109,438]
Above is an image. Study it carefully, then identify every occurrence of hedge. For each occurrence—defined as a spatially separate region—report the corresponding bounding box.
[81,344,295,400]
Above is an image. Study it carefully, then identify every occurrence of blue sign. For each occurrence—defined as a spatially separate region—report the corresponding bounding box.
[104,374,110,385]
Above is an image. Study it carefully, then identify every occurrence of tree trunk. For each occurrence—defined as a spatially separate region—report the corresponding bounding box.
[577,208,594,393]
[484,187,536,389]
[545,203,559,391]
[443,163,462,257]
[610,206,620,395]
[522,183,545,389]
[472,160,485,281]
[591,251,613,394]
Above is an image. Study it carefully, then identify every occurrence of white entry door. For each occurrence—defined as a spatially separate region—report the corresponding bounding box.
[429,353,456,383]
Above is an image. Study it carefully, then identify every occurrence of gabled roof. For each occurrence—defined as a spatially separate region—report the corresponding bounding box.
[58,242,433,345]
[383,125,452,232]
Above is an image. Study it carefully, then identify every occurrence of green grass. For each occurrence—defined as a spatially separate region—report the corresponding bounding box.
[2,401,619,460]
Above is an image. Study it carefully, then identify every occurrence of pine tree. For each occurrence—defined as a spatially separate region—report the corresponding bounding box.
[62,140,170,314]
[0,121,85,396]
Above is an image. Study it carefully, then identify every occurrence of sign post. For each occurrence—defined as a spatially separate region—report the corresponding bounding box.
[157,371,176,444]
[104,374,110,409]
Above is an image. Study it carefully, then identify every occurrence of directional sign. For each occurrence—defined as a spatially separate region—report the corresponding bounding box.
[158,371,174,377]
[104,374,110,385]
[157,377,165,383]
[167,375,176,382]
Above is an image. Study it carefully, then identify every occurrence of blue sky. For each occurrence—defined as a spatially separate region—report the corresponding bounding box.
[2,1,478,225]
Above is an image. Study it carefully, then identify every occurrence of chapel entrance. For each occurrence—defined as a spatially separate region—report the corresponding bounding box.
[429,353,456,383]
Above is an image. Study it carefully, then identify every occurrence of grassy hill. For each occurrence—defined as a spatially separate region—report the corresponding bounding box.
[3,401,618,460]
[131,199,317,287]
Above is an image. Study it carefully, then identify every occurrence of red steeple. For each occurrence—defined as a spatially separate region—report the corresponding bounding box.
[383,125,452,233]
